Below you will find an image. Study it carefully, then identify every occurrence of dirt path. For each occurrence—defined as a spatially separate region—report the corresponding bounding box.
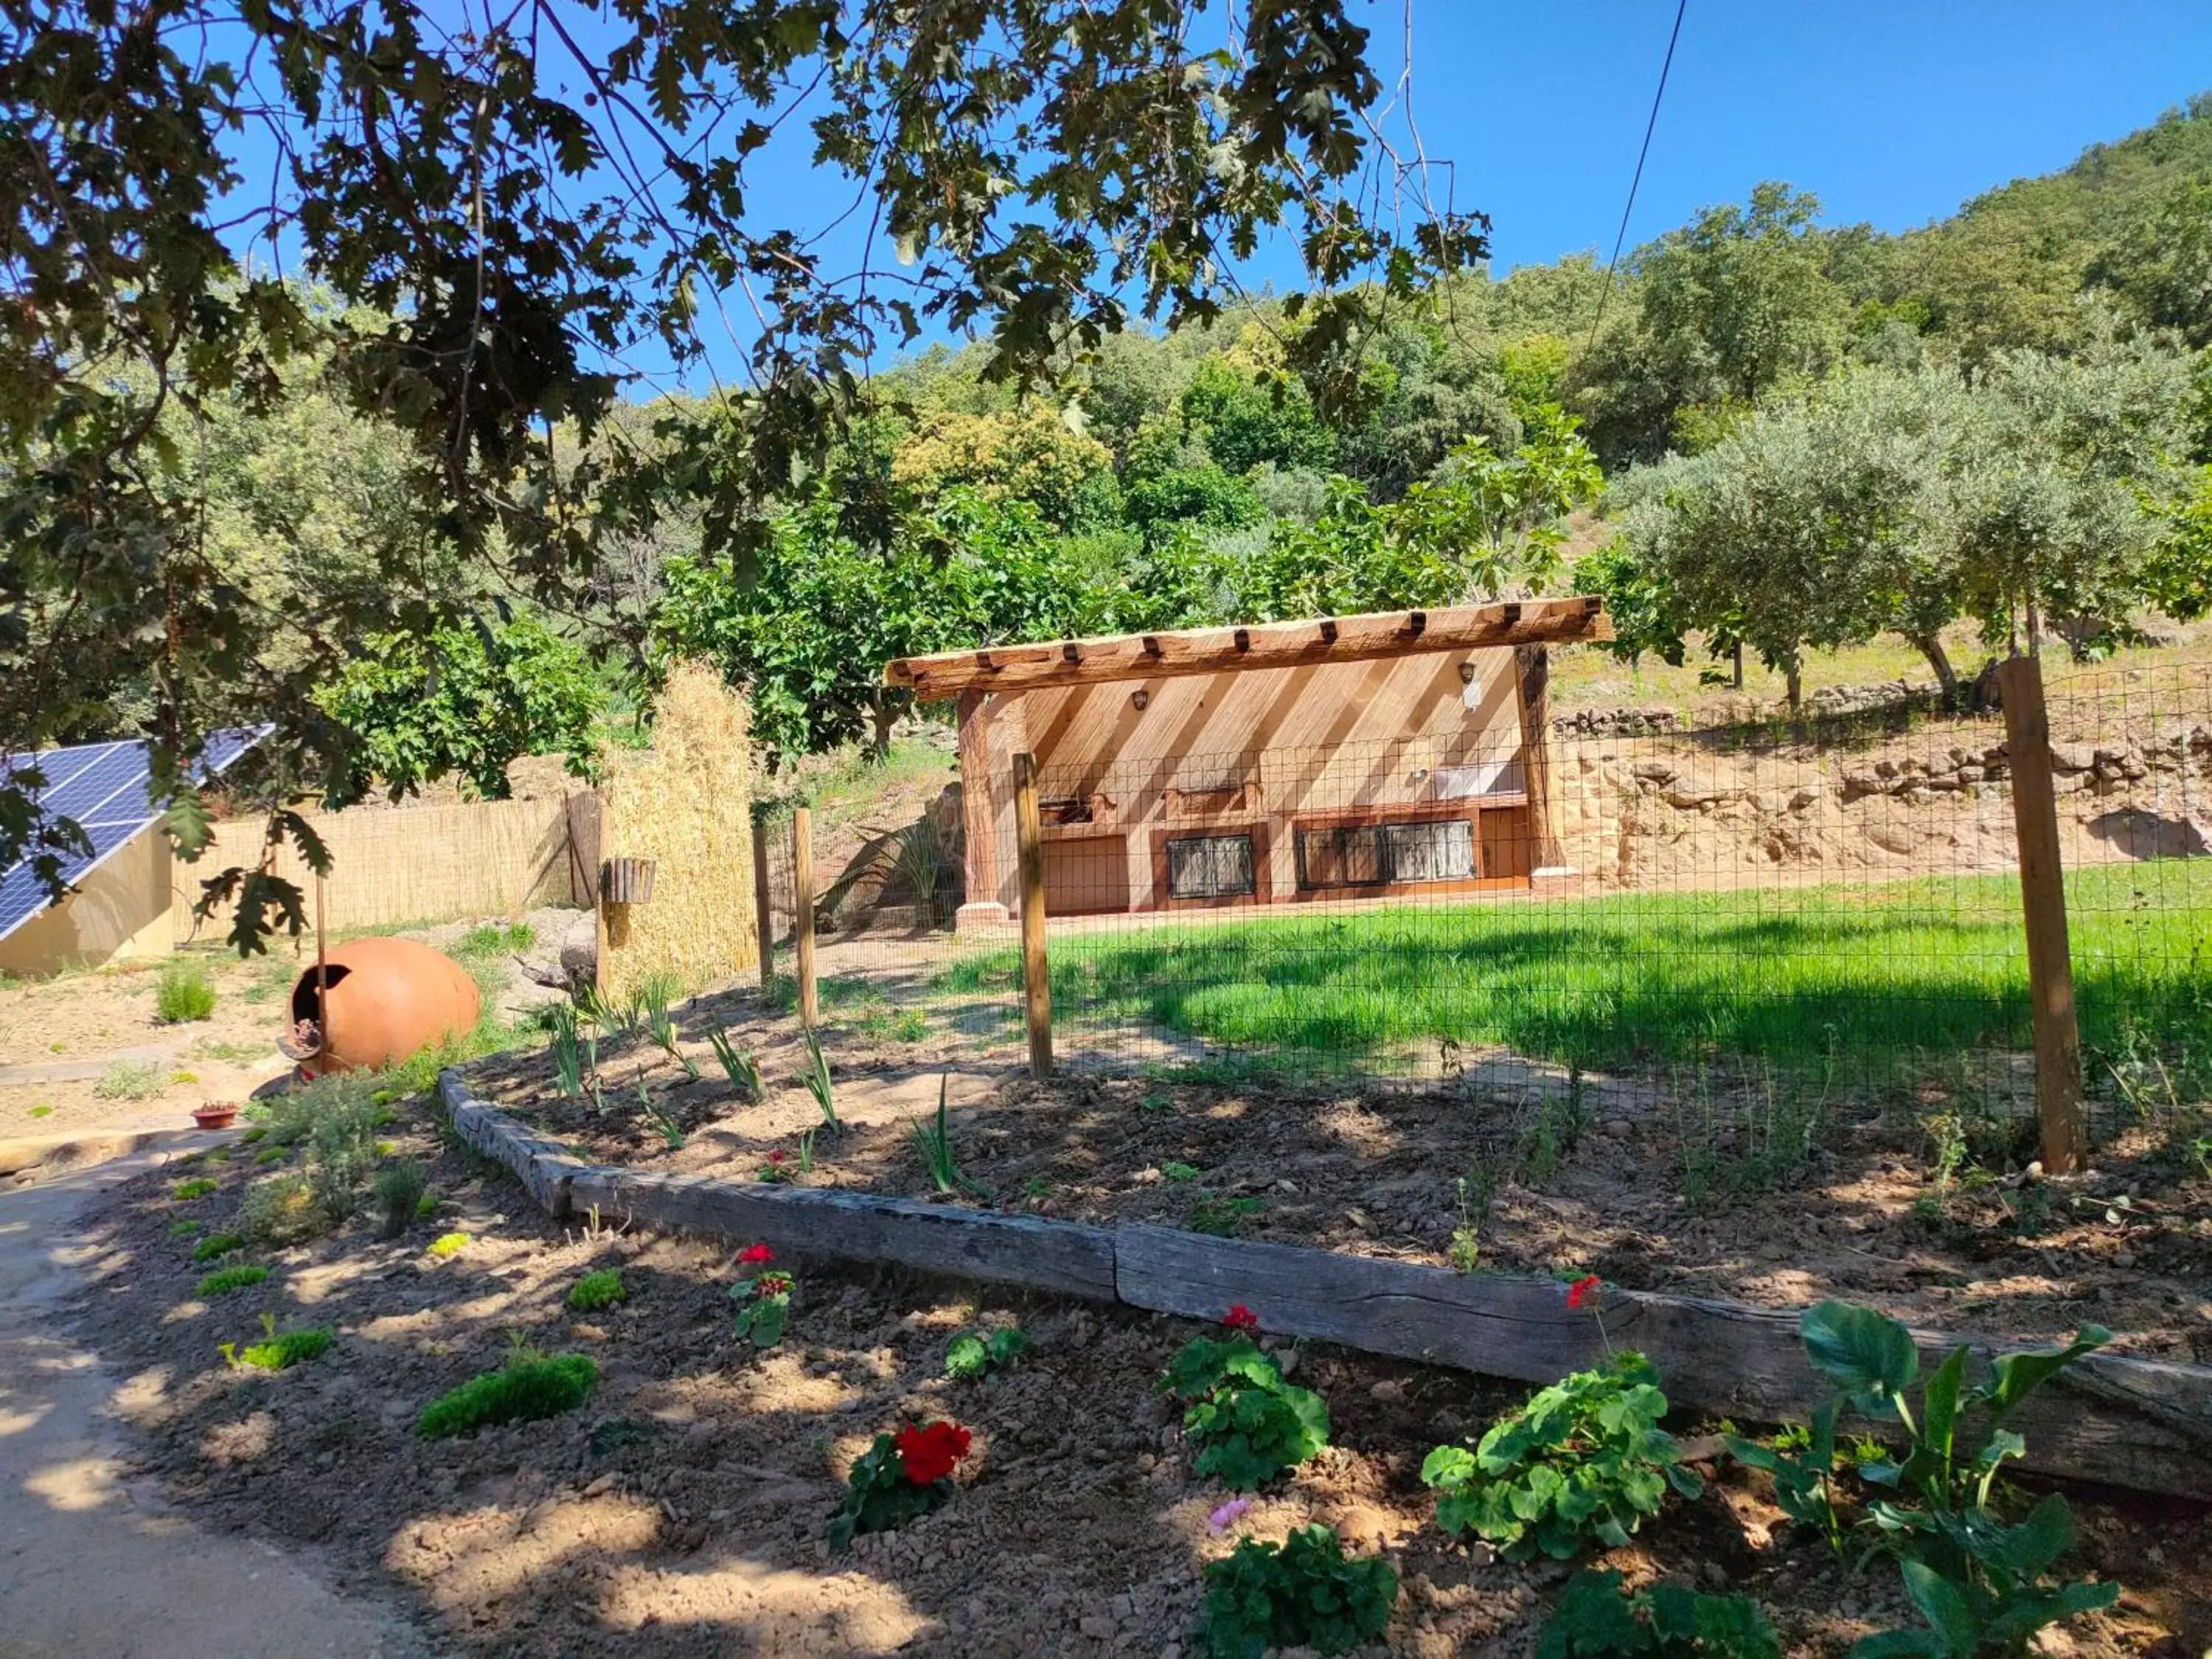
[0,1150,429,1658]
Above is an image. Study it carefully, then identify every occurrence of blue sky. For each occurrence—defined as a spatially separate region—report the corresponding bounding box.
[1391,1,2212,273]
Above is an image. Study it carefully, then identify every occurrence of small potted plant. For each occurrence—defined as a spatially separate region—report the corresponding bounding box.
[191,1102,240,1130]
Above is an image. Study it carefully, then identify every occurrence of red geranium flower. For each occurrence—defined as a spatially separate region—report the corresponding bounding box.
[754,1270,793,1298]
[894,1420,973,1486]
[1567,1274,1602,1311]
[739,1242,775,1265]
[1222,1304,1260,1332]
[766,1149,789,1164]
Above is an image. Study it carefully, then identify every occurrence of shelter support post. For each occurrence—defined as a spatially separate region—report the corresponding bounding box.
[1014,751,1052,1079]
[955,689,1009,930]
[1999,653,2087,1173]
[750,806,775,991]
[1513,645,1562,872]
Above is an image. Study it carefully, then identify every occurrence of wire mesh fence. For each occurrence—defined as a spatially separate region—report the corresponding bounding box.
[756,658,2212,1150]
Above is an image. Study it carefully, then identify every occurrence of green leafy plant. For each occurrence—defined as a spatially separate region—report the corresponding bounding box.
[195,1264,270,1298]
[1199,1524,1397,1659]
[1725,1408,1846,1555]
[1422,1354,1702,1559]
[172,1177,218,1200]
[568,1268,627,1312]
[169,1218,204,1238]
[729,1245,793,1346]
[1534,1568,1781,1659]
[191,1231,246,1262]
[825,1421,973,1553]
[417,1353,599,1438]
[1162,1160,1201,1182]
[547,1004,585,1097]
[801,1026,841,1131]
[428,1231,471,1259]
[637,1085,685,1149]
[945,1326,1029,1380]
[1190,1194,1266,1237]
[222,1312,333,1371]
[641,976,700,1079]
[97,1058,164,1100]
[1767,1301,2119,1658]
[156,959,218,1023]
[1158,1326,1329,1492]
[910,1074,973,1194]
[372,1158,428,1239]
[708,1027,763,1100]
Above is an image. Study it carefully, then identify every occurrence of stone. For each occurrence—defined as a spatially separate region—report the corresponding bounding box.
[2049,742,2096,772]
[1599,1119,1632,1140]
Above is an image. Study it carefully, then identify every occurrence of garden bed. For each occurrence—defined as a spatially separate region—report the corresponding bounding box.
[61,1081,2212,1656]
[461,990,2212,1368]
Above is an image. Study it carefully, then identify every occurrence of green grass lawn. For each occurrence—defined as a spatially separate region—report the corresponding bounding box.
[940,859,2212,1082]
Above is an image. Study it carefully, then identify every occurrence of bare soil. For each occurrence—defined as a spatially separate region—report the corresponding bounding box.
[61,1082,2211,1656]
[465,990,2212,1366]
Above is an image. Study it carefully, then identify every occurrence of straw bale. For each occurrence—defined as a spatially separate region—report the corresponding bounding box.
[595,661,757,1001]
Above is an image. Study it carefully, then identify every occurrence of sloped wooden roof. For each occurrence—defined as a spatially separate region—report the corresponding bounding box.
[883,597,1611,701]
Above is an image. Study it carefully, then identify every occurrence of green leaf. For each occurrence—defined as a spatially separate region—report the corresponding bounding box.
[1979,1327,2110,1419]
[1899,1559,1977,1658]
[1801,1301,1919,1414]
[1983,1492,2076,1580]
[1921,1346,1966,1465]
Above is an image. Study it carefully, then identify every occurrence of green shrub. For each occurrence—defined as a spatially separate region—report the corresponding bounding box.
[156,959,218,1023]
[168,1219,205,1238]
[567,1268,627,1312]
[372,1159,428,1239]
[1422,1354,1702,1560]
[1200,1525,1397,1659]
[427,1231,471,1259]
[1534,1569,1780,1659]
[253,1145,289,1165]
[945,1326,1029,1380]
[171,1177,218,1200]
[97,1058,164,1099]
[222,1315,333,1371]
[1158,1334,1329,1492]
[238,1172,326,1244]
[191,1231,246,1262]
[196,1264,271,1298]
[417,1354,598,1438]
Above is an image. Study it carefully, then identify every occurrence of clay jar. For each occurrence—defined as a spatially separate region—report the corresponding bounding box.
[289,937,481,1075]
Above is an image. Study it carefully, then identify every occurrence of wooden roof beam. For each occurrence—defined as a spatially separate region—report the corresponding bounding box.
[884,597,1612,700]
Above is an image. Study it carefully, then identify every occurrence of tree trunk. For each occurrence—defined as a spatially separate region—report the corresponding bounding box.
[1731,641,1745,689]
[1785,655,1803,711]
[2024,594,2043,659]
[869,698,899,760]
[1908,632,1959,704]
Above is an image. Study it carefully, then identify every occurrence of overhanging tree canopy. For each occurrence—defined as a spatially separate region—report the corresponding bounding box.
[1,0,1486,944]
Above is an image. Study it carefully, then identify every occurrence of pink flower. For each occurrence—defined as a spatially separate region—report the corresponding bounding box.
[739,1243,775,1265]
[1567,1274,1602,1312]
[1208,1498,1253,1534]
[1222,1304,1260,1332]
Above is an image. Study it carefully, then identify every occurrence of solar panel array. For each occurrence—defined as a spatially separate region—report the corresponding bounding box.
[0,728,266,942]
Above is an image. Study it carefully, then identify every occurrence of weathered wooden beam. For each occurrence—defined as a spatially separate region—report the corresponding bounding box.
[439,1071,589,1217]
[884,599,1613,700]
[567,1164,1119,1301]
[1113,1226,2212,1499]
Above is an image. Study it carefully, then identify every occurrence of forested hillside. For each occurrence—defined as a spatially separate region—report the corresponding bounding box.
[79,95,2212,773]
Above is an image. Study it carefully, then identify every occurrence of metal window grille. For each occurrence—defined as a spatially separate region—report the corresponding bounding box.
[1166,832,1256,899]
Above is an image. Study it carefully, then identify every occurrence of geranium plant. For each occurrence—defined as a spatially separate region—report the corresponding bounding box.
[728,1244,792,1346]
[1158,1309,1330,1492]
[1421,1352,1701,1559]
[1200,1524,1397,1659]
[826,1419,973,1552]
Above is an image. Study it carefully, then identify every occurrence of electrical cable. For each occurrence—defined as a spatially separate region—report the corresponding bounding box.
[1586,0,1689,349]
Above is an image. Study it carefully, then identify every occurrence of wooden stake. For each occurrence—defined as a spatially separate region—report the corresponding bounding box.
[749,807,776,991]
[1999,653,2087,1172]
[792,804,818,1029]
[1014,751,1052,1079]
[313,871,330,1075]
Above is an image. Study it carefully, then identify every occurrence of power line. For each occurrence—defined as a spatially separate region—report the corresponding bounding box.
[1586,0,1688,349]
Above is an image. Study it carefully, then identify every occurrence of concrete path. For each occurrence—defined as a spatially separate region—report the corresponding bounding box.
[0,1152,428,1658]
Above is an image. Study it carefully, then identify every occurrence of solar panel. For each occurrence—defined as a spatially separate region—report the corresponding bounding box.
[0,727,269,943]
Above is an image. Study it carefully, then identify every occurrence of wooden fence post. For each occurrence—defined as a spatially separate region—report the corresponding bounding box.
[793,804,819,1029]
[1999,653,2087,1173]
[750,807,776,992]
[1013,751,1052,1079]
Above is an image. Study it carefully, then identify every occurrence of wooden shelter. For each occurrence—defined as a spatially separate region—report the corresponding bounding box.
[883,597,1613,926]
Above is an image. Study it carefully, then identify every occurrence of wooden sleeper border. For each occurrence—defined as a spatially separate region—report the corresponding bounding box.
[439,1070,2212,1501]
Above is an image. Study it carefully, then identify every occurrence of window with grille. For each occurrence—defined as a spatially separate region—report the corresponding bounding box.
[1295,818,1474,890]
[1165,832,1257,900]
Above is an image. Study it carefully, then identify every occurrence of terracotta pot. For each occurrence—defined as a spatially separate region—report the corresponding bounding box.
[191,1104,240,1130]
[288,937,482,1077]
